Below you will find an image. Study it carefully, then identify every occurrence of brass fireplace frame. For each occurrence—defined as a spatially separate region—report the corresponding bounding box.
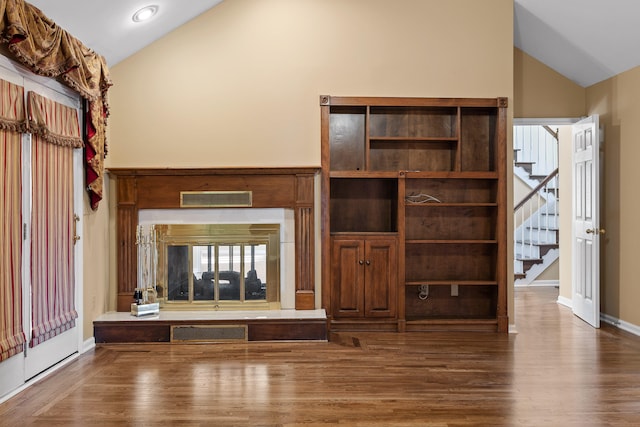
[156,223,280,310]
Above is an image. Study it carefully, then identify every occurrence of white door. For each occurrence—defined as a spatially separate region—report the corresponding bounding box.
[1,140,81,397]
[571,115,602,327]
[21,80,83,380]
[21,139,82,380]
[0,61,82,399]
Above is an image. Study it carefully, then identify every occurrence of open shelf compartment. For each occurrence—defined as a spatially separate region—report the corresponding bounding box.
[330,177,398,233]
[329,106,367,171]
[405,243,497,282]
[369,106,458,139]
[405,205,497,240]
[460,107,498,172]
[404,284,498,320]
[404,178,497,204]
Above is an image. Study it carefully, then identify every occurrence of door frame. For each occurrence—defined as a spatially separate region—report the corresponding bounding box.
[512,118,591,320]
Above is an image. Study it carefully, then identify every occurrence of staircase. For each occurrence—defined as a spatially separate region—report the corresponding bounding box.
[513,125,559,284]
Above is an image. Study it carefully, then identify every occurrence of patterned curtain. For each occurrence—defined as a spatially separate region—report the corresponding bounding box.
[0,78,26,361]
[28,91,81,347]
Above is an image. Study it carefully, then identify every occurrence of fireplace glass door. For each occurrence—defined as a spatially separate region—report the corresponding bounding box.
[156,224,280,309]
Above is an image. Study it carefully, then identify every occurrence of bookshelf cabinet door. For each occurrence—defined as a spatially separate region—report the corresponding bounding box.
[331,237,398,320]
[364,238,397,318]
[331,239,365,317]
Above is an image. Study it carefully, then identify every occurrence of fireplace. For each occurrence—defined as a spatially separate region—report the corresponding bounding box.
[109,168,319,312]
[139,208,296,309]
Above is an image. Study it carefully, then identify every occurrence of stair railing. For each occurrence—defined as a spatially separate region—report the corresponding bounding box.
[514,168,559,264]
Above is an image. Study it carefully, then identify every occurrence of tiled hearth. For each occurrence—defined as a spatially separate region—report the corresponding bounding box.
[94,309,327,343]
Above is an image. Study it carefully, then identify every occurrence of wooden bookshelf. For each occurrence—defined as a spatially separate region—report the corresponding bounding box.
[320,96,508,332]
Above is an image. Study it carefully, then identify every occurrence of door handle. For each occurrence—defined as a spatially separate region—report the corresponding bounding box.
[73,214,81,244]
[586,228,605,235]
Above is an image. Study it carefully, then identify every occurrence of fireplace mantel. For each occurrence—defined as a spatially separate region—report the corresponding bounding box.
[108,168,320,312]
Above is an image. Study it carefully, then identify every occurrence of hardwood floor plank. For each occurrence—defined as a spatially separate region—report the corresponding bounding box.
[1,287,640,426]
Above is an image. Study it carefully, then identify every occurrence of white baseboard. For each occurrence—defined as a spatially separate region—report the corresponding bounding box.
[554,300,640,337]
[531,280,559,287]
[3,338,94,404]
[601,313,640,337]
[515,280,559,288]
[82,337,96,354]
[557,295,572,308]
[0,352,79,405]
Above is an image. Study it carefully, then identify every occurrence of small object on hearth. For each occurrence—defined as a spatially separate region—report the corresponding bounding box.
[133,288,142,305]
[130,302,160,317]
[146,286,157,303]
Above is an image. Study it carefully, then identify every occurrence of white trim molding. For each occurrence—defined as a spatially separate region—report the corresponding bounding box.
[0,353,79,404]
[515,280,559,288]
[513,118,581,126]
[601,314,640,337]
[82,337,96,354]
[557,295,572,308]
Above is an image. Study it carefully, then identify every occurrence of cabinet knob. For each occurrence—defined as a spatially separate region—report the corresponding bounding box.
[359,260,364,265]
[365,260,371,265]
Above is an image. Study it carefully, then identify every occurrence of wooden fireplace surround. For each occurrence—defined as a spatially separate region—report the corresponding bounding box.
[108,168,319,312]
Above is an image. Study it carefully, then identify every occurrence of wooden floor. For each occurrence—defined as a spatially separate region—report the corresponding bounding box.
[2,287,640,426]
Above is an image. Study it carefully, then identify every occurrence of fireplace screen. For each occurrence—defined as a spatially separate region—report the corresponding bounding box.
[155,224,280,309]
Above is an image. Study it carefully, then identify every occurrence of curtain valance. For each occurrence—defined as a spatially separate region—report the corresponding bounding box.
[0,77,26,132]
[27,91,82,148]
[0,0,112,209]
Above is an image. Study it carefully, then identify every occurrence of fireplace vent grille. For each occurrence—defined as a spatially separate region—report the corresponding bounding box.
[171,325,248,342]
[180,191,252,208]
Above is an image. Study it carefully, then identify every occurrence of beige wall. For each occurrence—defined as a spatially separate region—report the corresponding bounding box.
[82,185,112,341]
[107,0,513,168]
[514,48,585,118]
[536,259,559,282]
[97,0,515,323]
[587,66,640,326]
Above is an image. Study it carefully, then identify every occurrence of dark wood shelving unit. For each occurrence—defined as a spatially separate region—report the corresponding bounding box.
[321,95,508,333]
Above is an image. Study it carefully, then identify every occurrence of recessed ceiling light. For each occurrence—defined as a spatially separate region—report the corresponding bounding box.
[132,5,158,23]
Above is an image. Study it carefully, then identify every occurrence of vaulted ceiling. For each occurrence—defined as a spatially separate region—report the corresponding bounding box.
[514,0,640,87]
[26,0,640,88]
[27,0,224,67]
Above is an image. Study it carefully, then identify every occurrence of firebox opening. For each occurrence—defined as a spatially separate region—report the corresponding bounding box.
[154,223,280,310]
